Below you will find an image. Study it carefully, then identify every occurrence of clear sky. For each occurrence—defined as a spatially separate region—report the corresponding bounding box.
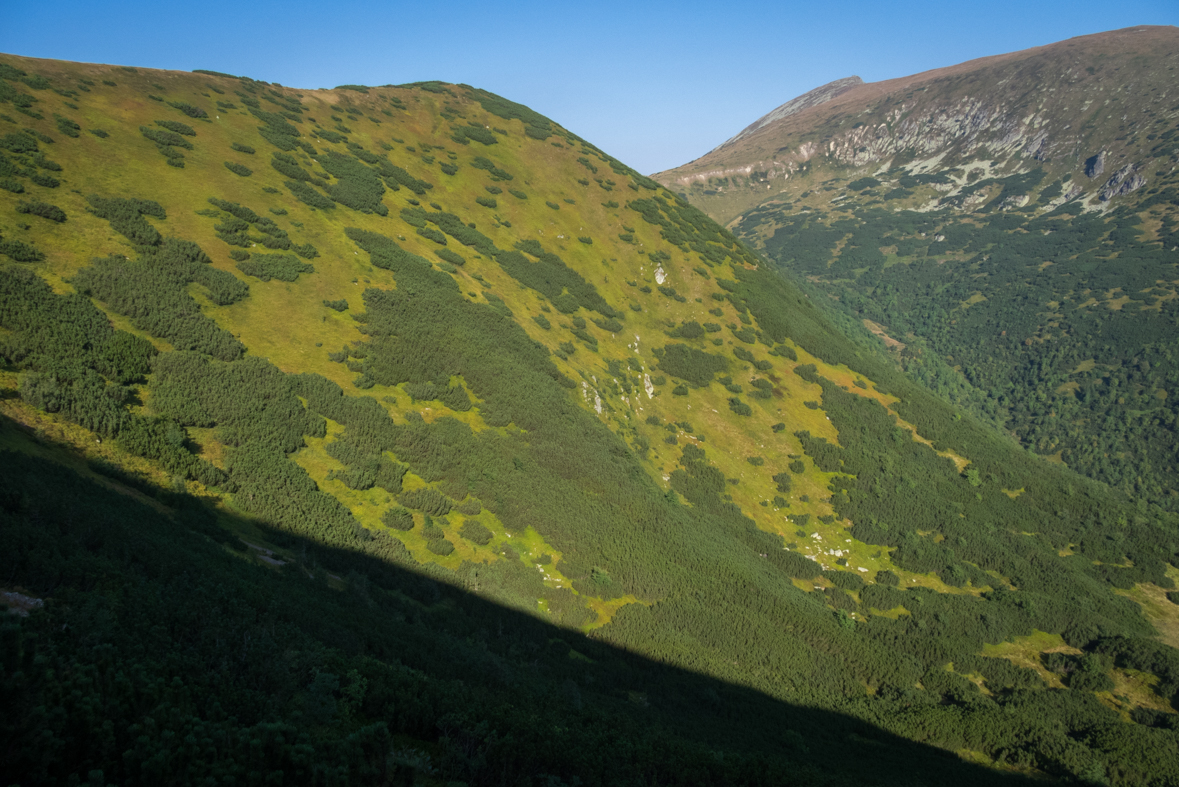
[3,1,1176,174]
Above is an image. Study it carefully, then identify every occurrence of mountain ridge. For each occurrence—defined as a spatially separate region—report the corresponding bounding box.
[656,24,1179,224]
[711,75,864,153]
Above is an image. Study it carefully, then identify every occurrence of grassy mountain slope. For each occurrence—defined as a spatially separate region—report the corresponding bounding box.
[656,26,1179,512]
[1,53,1179,784]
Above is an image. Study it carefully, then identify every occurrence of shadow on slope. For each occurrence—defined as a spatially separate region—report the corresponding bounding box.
[0,413,1038,787]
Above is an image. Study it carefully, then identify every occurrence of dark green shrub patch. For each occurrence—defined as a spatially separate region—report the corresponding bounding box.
[286,180,334,210]
[347,143,381,165]
[236,253,314,282]
[168,101,208,119]
[155,119,196,136]
[471,155,512,181]
[0,72,41,113]
[671,321,704,340]
[728,397,752,416]
[825,570,864,591]
[381,506,414,530]
[140,126,193,150]
[466,86,552,140]
[452,124,497,146]
[0,236,45,262]
[292,242,318,259]
[427,532,455,555]
[317,151,387,215]
[315,129,347,144]
[86,195,166,245]
[460,518,493,545]
[592,316,623,333]
[72,236,246,359]
[658,344,728,387]
[380,162,433,194]
[401,486,453,516]
[417,226,447,245]
[455,497,483,516]
[436,248,465,266]
[270,151,314,181]
[17,200,65,222]
[658,286,687,303]
[29,171,61,186]
[495,241,615,317]
[250,106,300,150]
[53,114,80,137]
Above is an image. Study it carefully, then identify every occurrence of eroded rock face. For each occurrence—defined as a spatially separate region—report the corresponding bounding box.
[1085,151,1106,178]
[1025,132,1050,161]
[1099,164,1146,201]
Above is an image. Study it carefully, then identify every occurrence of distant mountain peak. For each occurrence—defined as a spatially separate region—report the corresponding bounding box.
[714,76,864,152]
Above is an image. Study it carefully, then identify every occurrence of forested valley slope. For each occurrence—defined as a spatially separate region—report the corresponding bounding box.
[657,25,1179,513]
[0,50,1178,785]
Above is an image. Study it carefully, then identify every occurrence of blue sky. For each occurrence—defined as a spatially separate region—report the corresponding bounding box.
[3,1,1176,174]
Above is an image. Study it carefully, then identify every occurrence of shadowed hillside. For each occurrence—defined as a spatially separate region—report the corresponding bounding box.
[1,414,1053,786]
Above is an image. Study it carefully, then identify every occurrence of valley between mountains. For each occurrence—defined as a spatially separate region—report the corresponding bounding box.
[1,31,1178,785]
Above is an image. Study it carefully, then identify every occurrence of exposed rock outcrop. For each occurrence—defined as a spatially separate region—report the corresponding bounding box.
[1025,132,1050,161]
[1099,164,1146,201]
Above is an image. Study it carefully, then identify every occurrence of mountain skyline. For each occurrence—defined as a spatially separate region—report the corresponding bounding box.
[3,2,1176,174]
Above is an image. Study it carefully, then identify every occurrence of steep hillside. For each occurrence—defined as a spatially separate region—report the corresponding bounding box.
[2,53,1179,785]
[657,26,1179,512]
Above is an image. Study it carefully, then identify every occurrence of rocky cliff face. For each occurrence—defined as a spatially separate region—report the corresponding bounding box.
[656,26,1179,224]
